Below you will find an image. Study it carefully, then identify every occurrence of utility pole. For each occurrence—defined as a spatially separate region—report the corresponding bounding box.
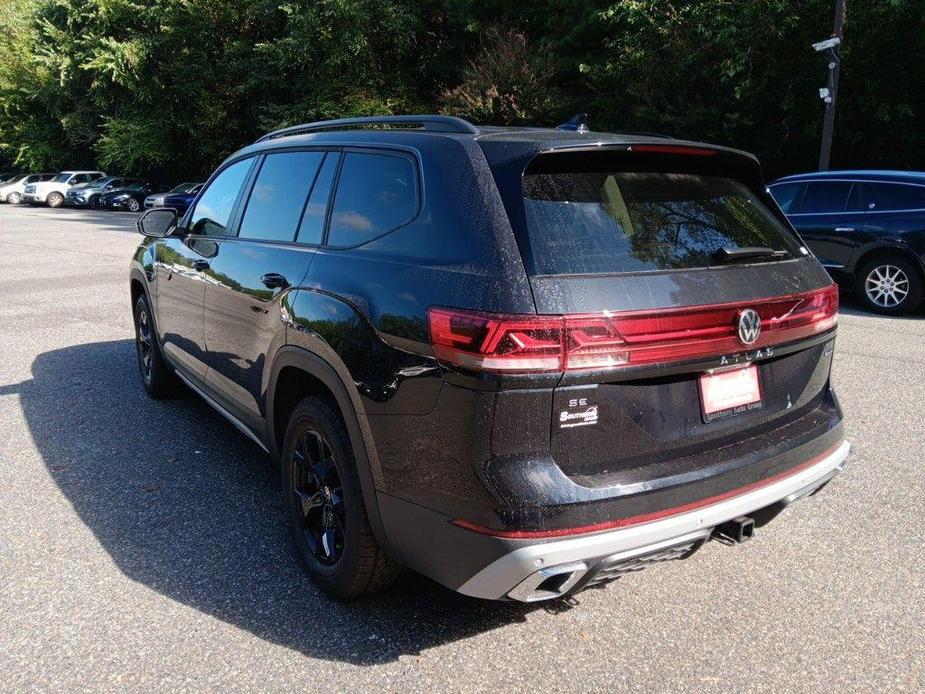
[817,0,847,170]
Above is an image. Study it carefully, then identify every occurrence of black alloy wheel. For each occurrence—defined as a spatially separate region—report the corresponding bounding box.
[133,293,177,398]
[283,397,404,598]
[136,302,154,387]
[291,429,347,565]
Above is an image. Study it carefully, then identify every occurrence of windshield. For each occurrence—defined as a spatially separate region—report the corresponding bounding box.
[521,171,802,275]
[85,177,114,189]
[51,173,71,183]
[171,182,199,193]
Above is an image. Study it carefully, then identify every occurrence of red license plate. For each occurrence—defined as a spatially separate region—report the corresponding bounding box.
[699,366,763,422]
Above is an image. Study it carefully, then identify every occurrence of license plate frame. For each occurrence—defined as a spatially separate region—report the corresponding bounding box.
[699,365,763,423]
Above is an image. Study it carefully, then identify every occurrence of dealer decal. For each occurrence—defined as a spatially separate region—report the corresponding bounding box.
[559,398,599,429]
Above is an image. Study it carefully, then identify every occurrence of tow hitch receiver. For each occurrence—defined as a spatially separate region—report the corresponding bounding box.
[714,516,755,544]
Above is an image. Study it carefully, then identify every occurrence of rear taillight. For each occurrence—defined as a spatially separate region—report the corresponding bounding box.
[428,284,838,374]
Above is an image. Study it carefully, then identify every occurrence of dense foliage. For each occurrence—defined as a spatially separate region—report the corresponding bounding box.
[0,0,921,181]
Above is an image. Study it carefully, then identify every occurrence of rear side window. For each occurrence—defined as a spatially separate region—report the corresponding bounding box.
[238,151,324,242]
[797,182,852,214]
[296,152,339,245]
[769,183,803,213]
[189,158,253,237]
[863,183,925,212]
[327,152,417,247]
[521,171,802,275]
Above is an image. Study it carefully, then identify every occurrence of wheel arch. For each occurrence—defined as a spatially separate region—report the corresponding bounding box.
[266,345,393,556]
[851,243,925,283]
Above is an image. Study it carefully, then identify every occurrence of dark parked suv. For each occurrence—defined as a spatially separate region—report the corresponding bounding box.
[769,170,925,315]
[130,115,849,602]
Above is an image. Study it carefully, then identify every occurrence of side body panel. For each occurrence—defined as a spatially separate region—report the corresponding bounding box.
[203,240,315,429]
[152,236,212,379]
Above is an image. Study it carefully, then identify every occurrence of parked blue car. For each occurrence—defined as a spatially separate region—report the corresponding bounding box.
[161,184,204,215]
[769,170,925,315]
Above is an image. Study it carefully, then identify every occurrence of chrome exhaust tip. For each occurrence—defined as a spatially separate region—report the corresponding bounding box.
[507,561,589,603]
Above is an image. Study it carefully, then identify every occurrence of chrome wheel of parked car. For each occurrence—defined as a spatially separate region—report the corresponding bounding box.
[7,192,21,204]
[857,256,923,315]
[47,192,64,208]
[865,264,909,308]
[127,198,141,212]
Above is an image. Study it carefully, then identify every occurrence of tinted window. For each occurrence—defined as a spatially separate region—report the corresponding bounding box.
[238,151,323,242]
[327,152,417,247]
[521,172,802,275]
[51,173,70,183]
[296,153,339,244]
[864,183,925,211]
[769,183,802,213]
[189,158,253,237]
[797,182,851,214]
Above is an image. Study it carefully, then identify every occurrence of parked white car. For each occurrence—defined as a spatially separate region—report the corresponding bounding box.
[0,173,56,204]
[22,170,106,208]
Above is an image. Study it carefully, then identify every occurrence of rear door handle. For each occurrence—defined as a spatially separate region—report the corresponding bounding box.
[260,273,290,289]
[834,227,855,232]
[192,259,210,271]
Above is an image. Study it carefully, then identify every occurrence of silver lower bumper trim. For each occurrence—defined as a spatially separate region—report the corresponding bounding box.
[458,440,850,601]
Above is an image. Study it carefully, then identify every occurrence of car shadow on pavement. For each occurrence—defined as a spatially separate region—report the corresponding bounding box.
[16,340,545,664]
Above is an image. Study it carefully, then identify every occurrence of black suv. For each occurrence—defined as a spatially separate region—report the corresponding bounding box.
[130,115,849,602]
[769,170,925,315]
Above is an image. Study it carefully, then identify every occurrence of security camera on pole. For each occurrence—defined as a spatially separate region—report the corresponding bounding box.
[814,0,847,171]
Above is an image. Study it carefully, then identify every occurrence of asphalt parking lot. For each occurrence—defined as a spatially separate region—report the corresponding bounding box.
[1,203,923,692]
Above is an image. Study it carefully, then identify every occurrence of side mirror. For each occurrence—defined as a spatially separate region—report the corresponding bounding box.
[137,208,178,238]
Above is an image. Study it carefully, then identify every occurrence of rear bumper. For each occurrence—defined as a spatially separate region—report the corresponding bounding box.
[455,439,848,601]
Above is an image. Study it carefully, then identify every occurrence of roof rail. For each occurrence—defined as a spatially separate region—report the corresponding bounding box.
[256,115,479,142]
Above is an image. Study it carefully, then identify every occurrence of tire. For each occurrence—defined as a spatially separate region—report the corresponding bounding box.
[47,192,64,208]
[283,396,404,599]
[855,255,923,315]
[89,196,101,209]
[127,198,141,212]
[7,192,21,205]
[133,293,178,398]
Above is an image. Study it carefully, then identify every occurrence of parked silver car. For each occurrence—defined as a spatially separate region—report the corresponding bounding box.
[0,173,56,204]
[143,182,203,209]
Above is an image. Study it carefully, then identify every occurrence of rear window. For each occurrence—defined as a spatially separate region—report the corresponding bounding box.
[863,183,925,212]
[522,172,801,275]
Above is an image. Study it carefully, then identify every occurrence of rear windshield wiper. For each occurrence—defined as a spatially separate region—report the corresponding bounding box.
[713,247,789,263]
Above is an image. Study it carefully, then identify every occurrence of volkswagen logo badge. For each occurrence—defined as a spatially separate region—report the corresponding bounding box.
[737,309,761,345]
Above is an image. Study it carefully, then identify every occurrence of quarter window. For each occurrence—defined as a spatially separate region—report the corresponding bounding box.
[327,152,417,247]
[863,183,925,211]
[769,183,803,213]
[238,151,324,242]
[189,158,253,237]
[797,182,852,214]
